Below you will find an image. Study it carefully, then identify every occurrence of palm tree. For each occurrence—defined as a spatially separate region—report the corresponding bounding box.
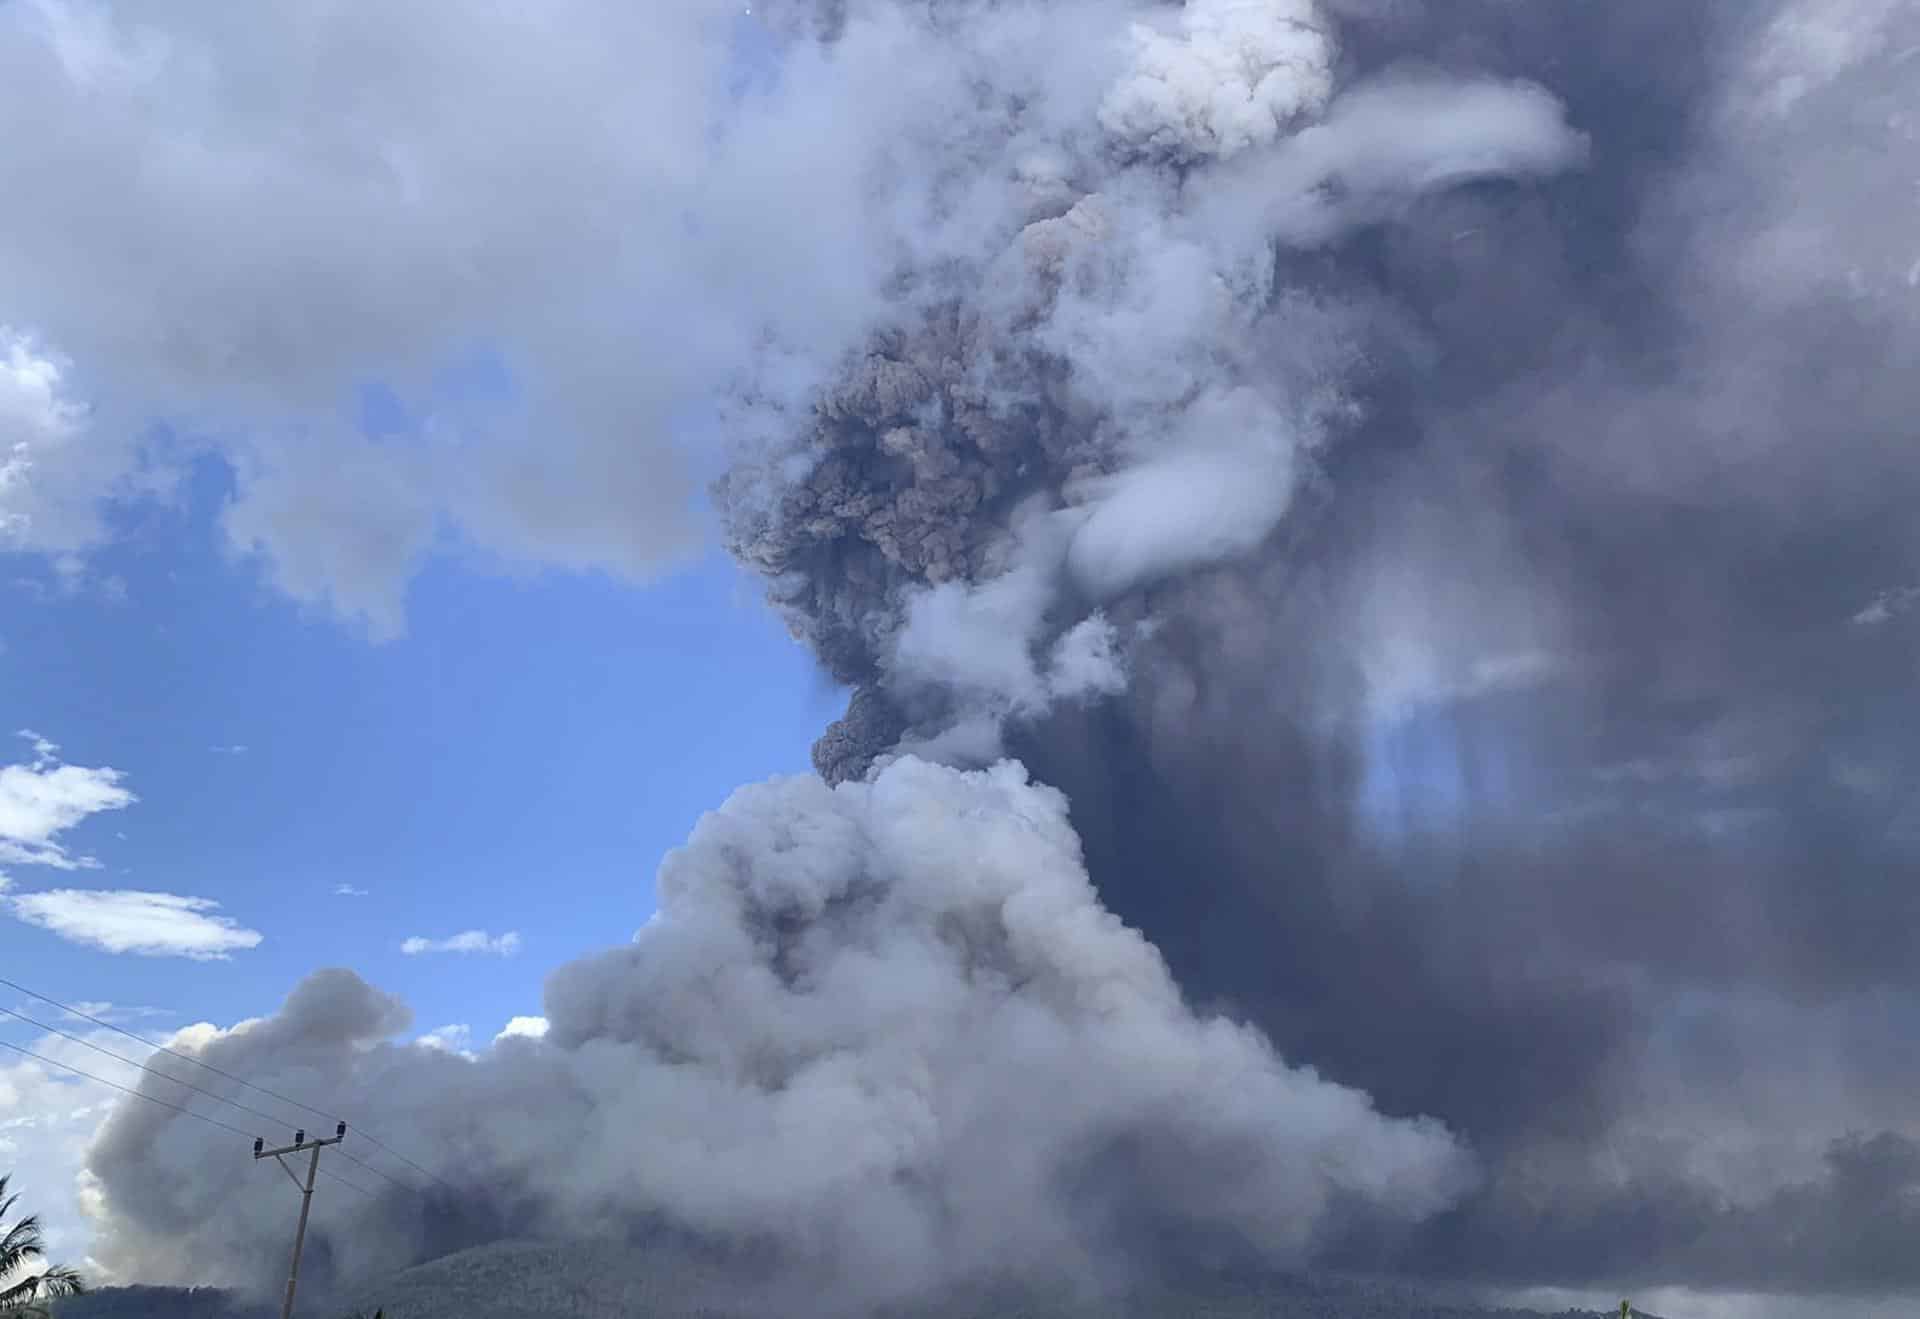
[0,1174,84,1317]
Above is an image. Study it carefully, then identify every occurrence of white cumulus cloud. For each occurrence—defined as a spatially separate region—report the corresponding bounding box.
[492,1015,550,1044]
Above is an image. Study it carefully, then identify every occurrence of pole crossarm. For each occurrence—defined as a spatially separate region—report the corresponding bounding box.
[255,1128,346,1160]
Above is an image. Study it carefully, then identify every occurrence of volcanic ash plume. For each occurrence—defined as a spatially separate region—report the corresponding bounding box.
[85,0,1582,1302]
[717,0,1584,780]
[87,760,1471,1307]
[83,0,1920,1310]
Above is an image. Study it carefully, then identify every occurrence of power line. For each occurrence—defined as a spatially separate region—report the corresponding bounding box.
[0,973,458,1193]
[352,1131,456,1193]
[0,1004,294,1134]
[332,1146,420,1195]
[0,974,344,1123]
[3,1038,376,1215]
[0,1037,258,1141]
[317,1166,374,1198]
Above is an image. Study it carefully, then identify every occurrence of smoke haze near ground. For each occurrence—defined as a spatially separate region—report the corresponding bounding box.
[61,0,1920,1313]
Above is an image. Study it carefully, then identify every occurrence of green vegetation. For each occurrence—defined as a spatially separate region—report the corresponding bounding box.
[48,1242,1659,1319]
[0,1174,84,1318]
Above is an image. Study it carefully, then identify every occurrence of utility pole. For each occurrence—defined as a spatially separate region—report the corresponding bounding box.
[253,1121,347,1319]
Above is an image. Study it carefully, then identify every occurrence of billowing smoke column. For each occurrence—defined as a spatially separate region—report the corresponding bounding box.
[86,0,1920,1310]
[88,762,1470,1309]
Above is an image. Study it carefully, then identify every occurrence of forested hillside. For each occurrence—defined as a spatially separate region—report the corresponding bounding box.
[50,1285,271,1318]
[54,1249,1651,1319]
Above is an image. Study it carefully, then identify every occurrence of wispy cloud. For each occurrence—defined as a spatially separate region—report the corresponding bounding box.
[7,890,262,960]
[0,731,136,870]
[208,744,248,756]
[63,1000,172,1024]
[400,929,520,957]
[332,883,369,897]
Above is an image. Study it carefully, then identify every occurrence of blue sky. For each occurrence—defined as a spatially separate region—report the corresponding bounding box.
[2,456,840,1053]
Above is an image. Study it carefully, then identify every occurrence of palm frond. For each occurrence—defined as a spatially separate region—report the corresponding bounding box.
[1,1212,46,1254]
[0,1173,83,1315]
[0,1265,80,1308]
[34,1264,82,1298]
[0,1211,47,1284]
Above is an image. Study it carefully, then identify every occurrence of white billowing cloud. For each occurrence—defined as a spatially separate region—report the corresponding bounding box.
[332,883,369,897]
[7,890,262,960]
[0,0,900,629]
[216,434,441,640]
[0,326,119,553]
[399,930,521,957]
[1066,387,1315,600]
[1045,614,1129,700]
[414,1024,474,1058]
[0,731,136,870]
[1198,73,1589,246]
[0,0,1591,650]
[890,523,1067,713]
[1102,0,1335,160]
[492,1015,550,1044]
[0,1026,136,1274]
[0,1013,258,1280]
[887,510,1130,763]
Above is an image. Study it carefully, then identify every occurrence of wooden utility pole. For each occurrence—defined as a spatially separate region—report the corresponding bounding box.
[254,1122,347,1319]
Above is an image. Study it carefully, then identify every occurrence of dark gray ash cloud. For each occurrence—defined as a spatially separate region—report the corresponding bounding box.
[720,0,1920,1301]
